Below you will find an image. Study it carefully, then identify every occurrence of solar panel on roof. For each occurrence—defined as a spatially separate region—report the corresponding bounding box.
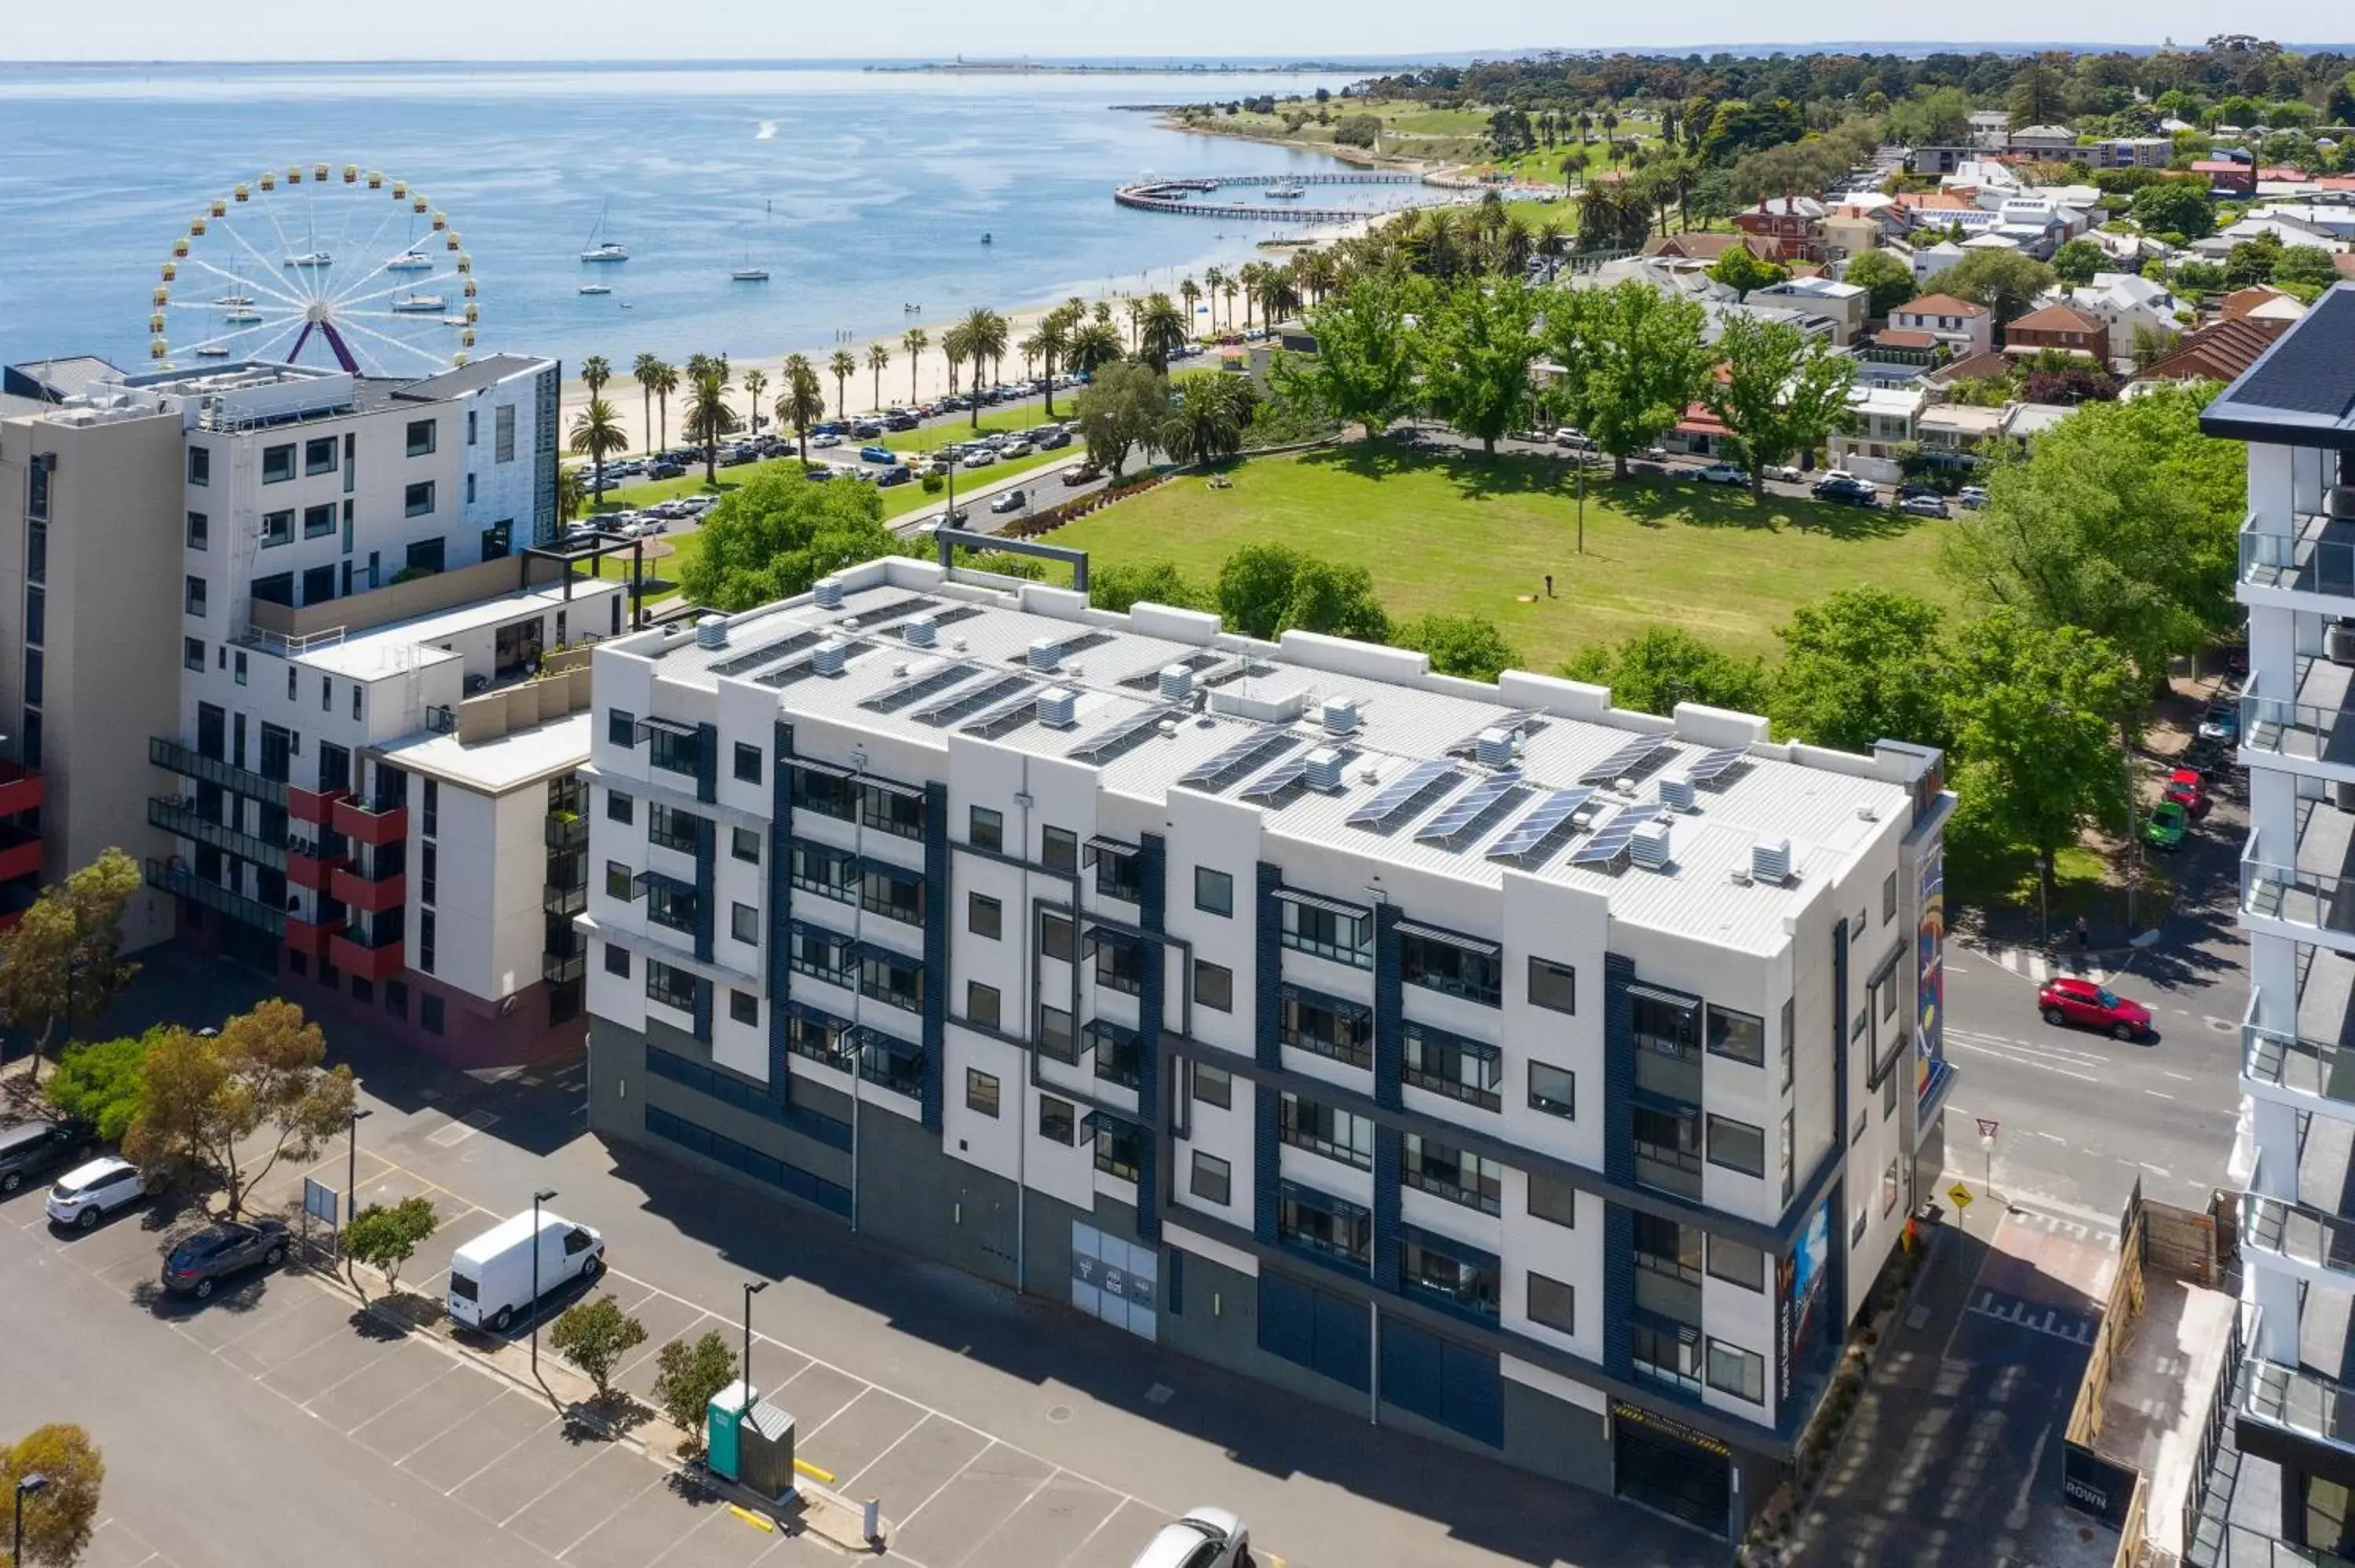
[1487,787,1597,860]
[754,640,872,689]
[860,661,980,714]
[1345,759,1460,829]
[1446,712,1535,757]
[1568,803,1656,866]
[1415,771,1524,845]
[1688,746,1750,786]
[1069,704,1181,765]
[1237,757,1311,801]
[915,672,1031,726]
[1119,650,1223,690]
[710,629,820,678]
[1177,727,1298,789]
[1578,735,1673,785]
[962,689,1044,738]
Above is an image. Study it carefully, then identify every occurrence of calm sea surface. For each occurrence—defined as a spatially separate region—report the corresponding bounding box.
[0,63,1403,375]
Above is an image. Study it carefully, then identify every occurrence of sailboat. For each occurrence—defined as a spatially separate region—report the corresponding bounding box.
[579,200,628,264]
[730,226,769,283]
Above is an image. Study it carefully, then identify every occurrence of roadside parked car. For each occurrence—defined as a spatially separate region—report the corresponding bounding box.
[0,1117,96,1196]
[1000,440,1035,458]
[962,449,998,469]
[46,1155,147,1231]
[1898,494,1949,518]
[1812,477,1878,507]
[2143,800,2189,851]
[876,465,914,487]
[648,461,685,480]
[2165,768,2209,815]
[1696,463,1751,486]
[989,488,1028,515]
[1896,482,1942,501]
[1959,485,1990,509]
[2037,977,2153,1041]
[1130,1508,1252,1568]
[2198,705,2240,744]
[1064,462,1103,486]
[809,432,842,448]
[1762,463,1803,483]
[860,443,895,464]
[162,1218,291,1299]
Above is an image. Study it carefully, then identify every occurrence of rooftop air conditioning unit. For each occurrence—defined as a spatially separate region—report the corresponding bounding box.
[1320,696,1360,737]
[812,577,845,610]
[1474,726,1514,768]
[1631,820,1671,870]
[1159,664,1194,702]
[904,616,937,648]
[1028,636,1062,673]
[1303,747,1345,792]
[1035,687,1078,727]
[696,615,728,651]
[811,638,849,676]
[1751,837,1793,884]
[1659,777,1696,812]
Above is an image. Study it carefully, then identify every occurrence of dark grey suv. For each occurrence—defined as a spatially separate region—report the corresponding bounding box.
[0,1118,97,1196]
[162,1219,291,1298]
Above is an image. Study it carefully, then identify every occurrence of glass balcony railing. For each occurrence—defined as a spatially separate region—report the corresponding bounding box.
[144,858,286,937]
[2243,1191,2355,1277]
[148,737,288,808]
[2245,1355,2355,1456]
[147,798,287,870]
[2245,1025,2355,1116]
[2241,854,2355,939]
[2241,516,2355,601]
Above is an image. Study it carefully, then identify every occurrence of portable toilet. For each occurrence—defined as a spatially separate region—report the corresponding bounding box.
[706,1380,754,1481]
[738,1398,798,1501]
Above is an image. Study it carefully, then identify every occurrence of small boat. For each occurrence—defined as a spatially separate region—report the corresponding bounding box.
[1267,181,1305,199]
[580,199,627,263]
[390,294,447,314]
[284,250,334,268]
[385,247,434,272]
[980,232,993,245]
[214,293,252,307]
[579,283,612,297]
[731,267,770,283]
[223,307,264,325]
[195,345,231,358]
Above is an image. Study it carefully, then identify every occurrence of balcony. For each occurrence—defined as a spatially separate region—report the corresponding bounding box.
[328,928,405,982]
[545,814,589,852]
[2241,508,2355,611]
[2241,798,2355,948]
[147,797,287,871]
[0,760,45,818]
[0,826,39,884]
[2245,1192,2355,1283]
[144,857,286,937]
[543,881,587,917]
[286,783,348,826]
[283,910,344,959]
[286,837,344,892]
[149,737,287,809]
[329,864,406,914]
[2244,1356,2355,1457]
[332,796,408,847]
[543,948,586,984]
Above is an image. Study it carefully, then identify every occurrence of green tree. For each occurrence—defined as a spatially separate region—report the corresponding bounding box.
[550,1295,648,1401]
[1274,275,1425,437]
[774,354,827,465]
[0,849,141,1086]
[631,353,664,456]
[678,469,896,612]
[1937,250,2060,342]
[2131,181,2214,239]
[739,368,768,436]
[1160,374,1258,467]
[1707,314,1858,500]
[1771,590,1953,753]
[1560,626,1770,717]
[2050,237,2107,286]
[900,327,927,406]
[557,466,584,524]
[646,359,678,452]
[1546,280,1712,479]
[0,1424,104,1568]
[579,355,612,397]
[866,341,892,413]
[2224,234,2284,290]
[1707,245,1788,299]
[958,307,1010,426]
[2273,245,2344,294]
[1137,294,1189,373]
[2005,57,2066,128]
[651,1330,740,1457]
[567,397,627,509]
[1214,544,1387,643]
[1886,86,1974,146]
[1074,361,1169,481]
[681,362,738,485]
[1842,249,1918,318]
[1334,114,1382,149]
[1944,611,2137,910]
[828,348,857,419]
[1067,319,1125,376]
[1088,560,1211,613]
[343,1195,437,1296]
[1396,614,1524,681]
[1941,382,2243,687]
[42,1029,158,1143]
[123,1000,356,1219]
[1420,277,1540,457]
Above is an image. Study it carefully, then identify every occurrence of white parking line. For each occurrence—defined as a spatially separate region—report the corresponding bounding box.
[835,1402,934,1492]
[890,1436,1003,1535]
[440,1403,559,1499]
[2145,1089,2176,1100]
[494,1440,615,1528]
[553,1471,665,1560]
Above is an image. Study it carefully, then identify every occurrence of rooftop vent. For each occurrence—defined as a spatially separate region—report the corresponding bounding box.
[1631,820,1671,870]
[1028,636,1063,673]
[1751,837,1792,884]
[1158,664,1195,702]
[904,616,937,649]
[696,616,728,651]
[1303,747,1345,792]
[951,636,969,653]
[1035,687,1078,727]
[1321,696,1360,737]
[811,638,849,676]
[1659,777,1696,812]
[1474,727,1515,768]
[812,577,845,610]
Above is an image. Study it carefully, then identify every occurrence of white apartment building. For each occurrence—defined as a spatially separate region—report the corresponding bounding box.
[2216,283,2355,1552]
[579,552,1956,1537]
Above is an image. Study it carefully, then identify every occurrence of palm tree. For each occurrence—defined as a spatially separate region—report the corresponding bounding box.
[901,327,929,406]
[1017,331,1041,381]
[557,465,585,524]
[1035,308,1074,417]
[776,353,827,464]
[1236,262,1263,330]
[1575,110,1594,145]
[958,307,1009,427]
[568,396,627,509]
[740,367,768,436]
[1258,268,1301,327]
[580,354,612,396]
[1091,300,1113,328]
[1067,320,1124,376]
[1601,108,1620,151]
[1160,374,1254,467]
[1137,293,1188,372]
[681,362,737,485]
[827,348,857,419]
[1219,273,1239,330]
[1124,297,1145,351]
[631,352,663,455]
[942,323,969,401]
[648,360,678,451]
[1179,276,1203,336]
[1203,265,1228,330]
[867,341,891,410]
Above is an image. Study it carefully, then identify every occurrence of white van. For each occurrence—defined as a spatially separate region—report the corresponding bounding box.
[447,1209,605,1332]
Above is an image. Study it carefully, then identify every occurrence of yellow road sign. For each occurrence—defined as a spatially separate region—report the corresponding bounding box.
[1948,1182,1973,1210]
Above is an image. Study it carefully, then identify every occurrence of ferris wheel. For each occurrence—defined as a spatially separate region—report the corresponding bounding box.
[149,163,480,375]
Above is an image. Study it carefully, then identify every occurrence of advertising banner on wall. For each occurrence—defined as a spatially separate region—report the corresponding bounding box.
[1776,1198,1833,1406]
[1915,833,1947,1108]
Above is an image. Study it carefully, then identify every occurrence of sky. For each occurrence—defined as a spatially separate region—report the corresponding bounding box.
[0,0,2334,62]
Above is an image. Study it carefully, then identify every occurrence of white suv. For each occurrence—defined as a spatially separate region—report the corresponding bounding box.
[1131,1508,1251,1568]
[46,1155,146,1231]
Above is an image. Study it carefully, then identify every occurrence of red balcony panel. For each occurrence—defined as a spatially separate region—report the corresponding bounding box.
[287,847,344,892]
[331,798,408,846]
[284,913,343,960]
[287,784,347,826]
[0,834,41,884]
[0,762,44,819]
[329,866,406,913]
[327,932,404,983]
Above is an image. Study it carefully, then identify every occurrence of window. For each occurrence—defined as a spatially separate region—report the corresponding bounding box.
[1707,1114,1765,1178]
[1853,1204,1870,1247]
[1279,895,1371,968]
[1709,1235,1766,1291]
[1633,1103,1703,1194]
[305,436,337,476]
[731,902,758,945]
[646,960,699,1014]
[304,502,335,539]
[1194,866,1232,917]
[790,841,856,903]
[1094,1118,1143,1183]
[1403,1134,1502,1213]
[260,509,294,547]
[1192,1062,1232,1109]
[790,767,855,821]
[406,418,437,457]
[403,481,435,517]
[1279,989,1372,1069]
[385,979,407,1019]
[495,403,517,461]
[1707,1005,1765,1068]
[731,826,760,863]
[1277,1092,1373,1169]
[1527,1172,1579,1227]
[1852,1104,1868,1145]
[1706,1340,1765,1404]
[1882,1157,1900,1217]
[732,742,761,784]
[1780,999,1795,1092]
[1882,871,1898,924]
[261,443,295,483]
[188,447,210,486]
[604,943,630,978]
[420,843,437,905]
[606,789,634,825]
[1634,1212,1703,1284]
[1039,1094,1075,1145]
[184,636,204,672]
[1194,958,1232,1012]
[1038,1004,1076,1063]
[605,860,633,899]
[1400,1233,1499,1318]
[969,805,1002,853]
[1633,1321,1703,1392]
[966,1069,1000,1118]
[966,893,1001,941]
[418,910,436,973]
[419,994,445,1036]
[607,709,636,749]
[1527,957,1577,1014]
[1633,991,1700,1057]
[1276,1183,1371,1267]
[1527,1061,1575,1118]
[1401,931,1502,1007]
[1042,826,1078,873]
[729,990,758,1026]
[1190,1151,1232,1205]
[858,948,922,1012]
[1884,1068,1898,1120]
[1780,1109,1796,1205]
[1039,912,1074,963]
[1527,1273,1577,1336]
[648,803,703,855]
[182,575,207,618]
[966,980,1001,1030]
[467,410,477,447]
[1405,1023,1501,1110]
[464,473,476,506]
[1094,846,1141,903]
[185,511,209,549]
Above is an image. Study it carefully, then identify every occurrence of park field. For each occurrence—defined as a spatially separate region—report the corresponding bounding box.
[1044,445,1956,665]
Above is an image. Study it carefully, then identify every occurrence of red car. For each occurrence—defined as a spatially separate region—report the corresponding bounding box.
[2037,976,2152,1040]
[2165,768,2207,814]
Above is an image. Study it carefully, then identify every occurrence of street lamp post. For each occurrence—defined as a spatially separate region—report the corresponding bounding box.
[14,1473,50,1568]
[741,1280,769,1398]
[529,1186,557,1373]
[345,1107,373,1234]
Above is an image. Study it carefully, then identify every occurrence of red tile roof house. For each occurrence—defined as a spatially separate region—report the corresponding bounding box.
[2002,302,2110,362]
[1730,195,1827,262]
[1887,294,1994,358]
[2190,159,2256,196]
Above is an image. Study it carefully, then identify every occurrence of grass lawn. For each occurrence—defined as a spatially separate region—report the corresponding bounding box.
[1043,443,1955,665]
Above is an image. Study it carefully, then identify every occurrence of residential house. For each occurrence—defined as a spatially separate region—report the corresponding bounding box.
[1729,195,1827,263]
[2127,315,2291,386]
[1923,352,2015,392]
[1889,295,1994,359]
[1820,209,1885,264]
[2087,137,2175,170]
[2054,273,2182,367]
[2224,285,2312,326]
[2192,160,2258,197]
[1915,402,2009,460]
[1911,240,1968,283]
[1828,385,1926,469]
[1640,233,1772,264]
[2000,403,2076,446]
[2001,302,2110,362]
[1747,277,1869,345]
[2006,124,2079,158]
